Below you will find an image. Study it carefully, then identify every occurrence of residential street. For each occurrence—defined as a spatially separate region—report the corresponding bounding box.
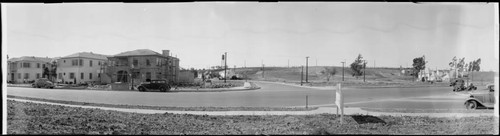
[6,82,470,110]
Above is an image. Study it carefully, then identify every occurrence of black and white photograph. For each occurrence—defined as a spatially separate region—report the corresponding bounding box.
[2,2,499,135]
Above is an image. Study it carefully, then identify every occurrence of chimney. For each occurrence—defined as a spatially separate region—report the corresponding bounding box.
[162,50,170,57]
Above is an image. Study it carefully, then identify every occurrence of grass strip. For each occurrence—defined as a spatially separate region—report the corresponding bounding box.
[361,107,495,113]
[7,95,317,111]
[7,100,499,135]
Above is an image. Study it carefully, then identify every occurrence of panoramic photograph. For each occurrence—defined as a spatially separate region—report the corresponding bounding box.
[2,2,499,135]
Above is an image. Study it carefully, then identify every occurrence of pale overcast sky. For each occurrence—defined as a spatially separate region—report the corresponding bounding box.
[2,2,498,71]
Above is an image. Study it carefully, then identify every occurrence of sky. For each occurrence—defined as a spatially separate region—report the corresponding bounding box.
[2,2,499,71]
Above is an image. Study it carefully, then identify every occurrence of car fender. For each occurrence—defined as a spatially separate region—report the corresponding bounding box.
[464,98,485,107]
[138,86,149,91]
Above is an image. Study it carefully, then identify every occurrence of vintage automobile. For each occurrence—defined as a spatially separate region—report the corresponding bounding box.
[137,80,171,92]
[464,84,495,109]
[31,78,55,89]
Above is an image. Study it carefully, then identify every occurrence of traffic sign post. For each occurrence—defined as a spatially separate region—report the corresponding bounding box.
[335,83,344,124]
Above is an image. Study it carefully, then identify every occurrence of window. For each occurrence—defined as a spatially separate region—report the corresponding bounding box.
[146,59,150,66]
[69,73,75,79]
[37,63,40,68]
[81,73,84,79]
[58,73,62,79]
[79,59,83,66]
[146,72,151,80]
[89,73,93,80]
[98,61,101,65]
[18,73,21,79]
[22,62,30,68]
[90,60,93,67]
[24,73,29,79]
[64,60,66,63]
[43,64,46,68]
[98,73,101,78]
[72,60,78,66]
[37,73,40,79]
[133,59,138,67]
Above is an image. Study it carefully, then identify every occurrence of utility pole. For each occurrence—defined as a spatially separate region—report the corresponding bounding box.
[244,60,246,68]
[363,60,366,82]
[262,64,265,78]
[224,52,227,83]
[341,61,345,81]
[288,59,289,68]
[301,65,304,86]
[306,56,309,83]
[316,59,317,67]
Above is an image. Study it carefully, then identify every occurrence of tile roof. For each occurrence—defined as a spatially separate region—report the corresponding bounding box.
[8,56,54,63]
[61,52,109,60]
[113,49,163,57]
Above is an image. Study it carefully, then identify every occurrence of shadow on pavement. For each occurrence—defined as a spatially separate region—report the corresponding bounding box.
[351,115,386,124]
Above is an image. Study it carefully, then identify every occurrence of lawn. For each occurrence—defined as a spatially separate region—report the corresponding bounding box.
[8,100,499,135]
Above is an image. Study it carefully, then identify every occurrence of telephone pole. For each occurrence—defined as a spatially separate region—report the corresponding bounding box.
[341,61,345,81]
[288,59,289,68]
[305,56,309,83]
[224,52,227,83]
[363,60,366,82]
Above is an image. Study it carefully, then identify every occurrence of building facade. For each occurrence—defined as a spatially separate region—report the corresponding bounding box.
[105,49,180,85]
[56,52,109,84]
[7,56,55,83]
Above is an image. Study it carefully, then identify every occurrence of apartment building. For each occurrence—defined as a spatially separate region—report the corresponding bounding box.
[7,56,55,83]
[57,52,109,84]
[105,49,180,85]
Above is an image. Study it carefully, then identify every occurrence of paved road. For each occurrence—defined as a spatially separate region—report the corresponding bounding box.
[6,82,469,109]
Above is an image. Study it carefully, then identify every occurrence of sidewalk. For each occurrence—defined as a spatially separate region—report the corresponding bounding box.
[8,98,494,117]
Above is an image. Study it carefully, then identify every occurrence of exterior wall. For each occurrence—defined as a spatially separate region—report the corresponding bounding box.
[7,60,51,83]
[57,57,107,84]
[106,55,179,85]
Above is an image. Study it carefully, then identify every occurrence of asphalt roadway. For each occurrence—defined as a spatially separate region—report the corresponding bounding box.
[6,82,470,109]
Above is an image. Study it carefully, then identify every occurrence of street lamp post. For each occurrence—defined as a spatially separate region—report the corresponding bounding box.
[301,65,304,86]
[305,56,309,83]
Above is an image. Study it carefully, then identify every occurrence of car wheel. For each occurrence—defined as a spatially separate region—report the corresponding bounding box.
[465,101,478,110]
[159,87,166,92]
[138,87,146,92]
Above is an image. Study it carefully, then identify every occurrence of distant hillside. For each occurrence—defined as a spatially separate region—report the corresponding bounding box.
[233,66,497,83]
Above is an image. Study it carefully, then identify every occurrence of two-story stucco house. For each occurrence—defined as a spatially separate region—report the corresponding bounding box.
[105,49,180,85]
[56,52,109,84]
[7,56,55,83]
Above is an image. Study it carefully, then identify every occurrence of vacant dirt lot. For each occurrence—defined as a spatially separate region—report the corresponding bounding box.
[8,100,498,135]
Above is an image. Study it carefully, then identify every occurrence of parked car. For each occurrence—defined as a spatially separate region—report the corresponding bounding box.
[464,84,495,109]
[137,80,171,92]
[31,78,55,89]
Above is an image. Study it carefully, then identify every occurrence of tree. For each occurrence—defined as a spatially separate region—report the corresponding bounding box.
[472,58,481,71]
[350,54,366,78]
[412,55,427,78]
[457,57,466,77]
[320,67,337,81]
[42,67,50,78]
